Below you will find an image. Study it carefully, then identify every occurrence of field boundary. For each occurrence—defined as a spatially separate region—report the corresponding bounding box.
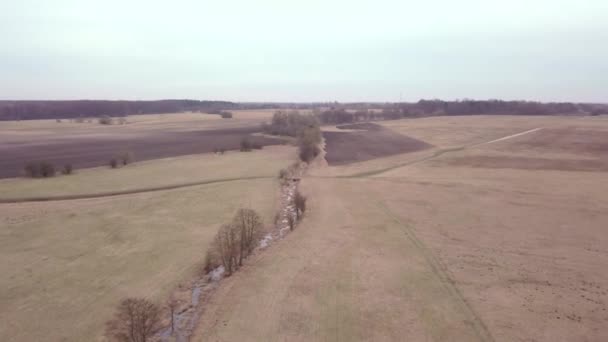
[378,202,495,342]
[341,127,544,178]
[0,176,272,203]
[342,147,464,178]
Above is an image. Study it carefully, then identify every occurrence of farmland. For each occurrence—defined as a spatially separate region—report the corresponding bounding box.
[0,110,279,178]
[1,113,608,342]
[193,115,608,341]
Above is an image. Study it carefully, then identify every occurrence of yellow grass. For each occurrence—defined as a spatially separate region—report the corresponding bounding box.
[0,178,280,342]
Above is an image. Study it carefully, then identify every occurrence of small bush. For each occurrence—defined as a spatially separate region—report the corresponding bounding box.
[24,162,40,178]
[56,119,62,123]
[40,162,55,177]
[98,115,113,125]
[74,117,85,123]
[118,151,133,165]
[251,141,263,150]
[62,164,73,175]
[294,190,307,220]
[220,111,233,119]
[109,158,118,168]
[203,250,220,274]
[24,161,56,178]
[240,137,252,152]
[278,168,288,180]
[287,214,296,231]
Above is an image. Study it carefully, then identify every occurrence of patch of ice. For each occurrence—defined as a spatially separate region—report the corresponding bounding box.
[259,233,273,248]
[191,286,202,306]
[209,266,225,282]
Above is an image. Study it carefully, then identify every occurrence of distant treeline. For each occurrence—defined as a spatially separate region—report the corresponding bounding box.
[316,99,608,124]
[0,100,236,121]
[2,99,607,121]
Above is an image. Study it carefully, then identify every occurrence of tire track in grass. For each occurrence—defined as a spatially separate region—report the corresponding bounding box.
[0,176,272,203]
[378,201,495,342]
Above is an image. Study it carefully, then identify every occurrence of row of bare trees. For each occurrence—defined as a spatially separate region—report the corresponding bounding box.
[105,195,311,342]
[209,208,264,275]
[106,208,263,342]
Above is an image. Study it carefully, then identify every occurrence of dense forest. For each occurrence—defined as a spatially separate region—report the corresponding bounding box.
[0,100,236,120]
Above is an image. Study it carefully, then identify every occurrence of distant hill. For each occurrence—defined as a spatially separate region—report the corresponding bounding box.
[0,100,236,121]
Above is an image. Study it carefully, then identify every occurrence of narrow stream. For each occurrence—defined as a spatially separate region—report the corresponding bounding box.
[156,172,301,342]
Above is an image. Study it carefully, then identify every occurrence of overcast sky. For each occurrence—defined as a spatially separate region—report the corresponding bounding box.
[1,0,607,102]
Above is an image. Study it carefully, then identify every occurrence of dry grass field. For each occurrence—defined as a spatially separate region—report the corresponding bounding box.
[0,143,296,341]
[193,115,608,342]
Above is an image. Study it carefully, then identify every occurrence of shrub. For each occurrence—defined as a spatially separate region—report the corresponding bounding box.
[240,137,252,152]
[109,158,118,168]
[56,119,62,123]
[220,111,233,119]
[118,151,133,165]
[294,190,307,220]
[24,161,56,178]
[105,298,161,342]
[203,249,220,274]
[40,162,55,177]
[278,168,288,180]
[24,162,41,178]
[99,115,113,125]
[62,164,73,175]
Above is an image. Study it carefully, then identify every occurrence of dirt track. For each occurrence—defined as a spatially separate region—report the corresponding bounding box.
[0,126,284,178]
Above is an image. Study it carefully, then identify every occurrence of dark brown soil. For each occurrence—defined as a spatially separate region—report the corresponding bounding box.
[437,155,608,172]
[324,123,432,165]
[336,122,385,131]
[0,127,285,178]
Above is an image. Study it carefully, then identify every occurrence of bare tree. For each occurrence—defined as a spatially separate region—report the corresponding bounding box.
[294,190,307,220]
[106,298,161,342]
[214,223,240,275]
[167,296,178,335]
[233,208,263,266]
